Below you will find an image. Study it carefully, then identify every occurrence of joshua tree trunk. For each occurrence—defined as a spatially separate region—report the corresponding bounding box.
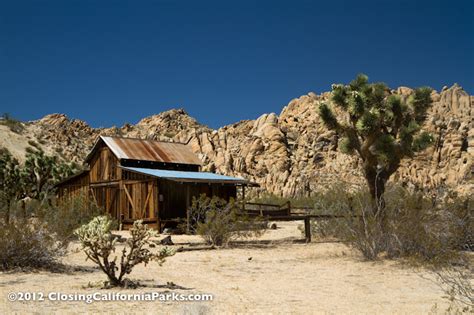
[364,166,386,206]
[363,160,399,233]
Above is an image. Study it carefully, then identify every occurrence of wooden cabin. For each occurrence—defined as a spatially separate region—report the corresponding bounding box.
[56,136,255,231]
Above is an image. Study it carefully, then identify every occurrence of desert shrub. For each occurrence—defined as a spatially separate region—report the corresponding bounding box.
[188,194,265,247]
[36,194,103,247]
[311,186,385,260]
[433,266,474,313]
[442,194,473,252]
[380,188,472,263]
[0,219,63,271]
[310,185,472,263]
[0,113,24,133]
[75,216,173,287]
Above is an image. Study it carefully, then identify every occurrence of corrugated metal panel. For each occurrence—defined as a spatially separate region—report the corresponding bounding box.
[100,136,202,165]
[121,166,250,184]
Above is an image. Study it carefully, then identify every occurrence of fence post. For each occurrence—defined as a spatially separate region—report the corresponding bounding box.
[304,217,311,243]
[242,186,246,211]
[186,185,190,234]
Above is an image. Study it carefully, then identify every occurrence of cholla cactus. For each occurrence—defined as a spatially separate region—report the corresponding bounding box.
[318,74,433,206]
[74,216,173,287]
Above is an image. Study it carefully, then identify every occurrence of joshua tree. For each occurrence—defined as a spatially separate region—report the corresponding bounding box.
[0,148,24,223]
[22,145,77,201]
[318,74,433,207]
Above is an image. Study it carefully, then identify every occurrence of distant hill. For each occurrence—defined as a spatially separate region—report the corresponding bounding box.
[1,85,472,196]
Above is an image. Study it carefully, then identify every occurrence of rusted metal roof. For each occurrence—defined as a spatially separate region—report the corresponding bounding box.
[86,136,202,165]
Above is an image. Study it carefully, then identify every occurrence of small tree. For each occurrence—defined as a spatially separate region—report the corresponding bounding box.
[318,74,433,210]
[22,145,77,201]
[74,216,173,287]
[0,148,24,223]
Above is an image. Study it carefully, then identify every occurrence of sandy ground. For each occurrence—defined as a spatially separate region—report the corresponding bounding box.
[0,222,450,314]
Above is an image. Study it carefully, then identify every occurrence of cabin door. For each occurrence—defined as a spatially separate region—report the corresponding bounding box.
[121,180,158,222]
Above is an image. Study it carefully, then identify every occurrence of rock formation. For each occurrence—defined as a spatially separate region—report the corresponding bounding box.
[1,85,472,196]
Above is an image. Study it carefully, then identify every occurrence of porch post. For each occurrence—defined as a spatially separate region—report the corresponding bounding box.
[186,185,190,234]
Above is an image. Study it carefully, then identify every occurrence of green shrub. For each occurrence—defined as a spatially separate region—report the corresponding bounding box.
[0,219,63,271]
[75,216,173,287]
[188,194,265,247]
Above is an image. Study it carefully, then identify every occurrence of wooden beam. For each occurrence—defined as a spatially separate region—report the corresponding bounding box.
[123,185,136,215]
[90,181,120,187]
[106,188,118,214]
[121,179,156,185]
[304,217,311,243]
[90,187,98,205]
[118,180,123,229]
[140,185,152,218]
[186,185,190,234]
[155,181,161,232]
[103,150,109,180]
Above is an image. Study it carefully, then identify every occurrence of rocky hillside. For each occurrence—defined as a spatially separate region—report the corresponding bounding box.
[1,84,472,196]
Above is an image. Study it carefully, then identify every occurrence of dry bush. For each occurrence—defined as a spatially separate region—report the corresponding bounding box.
[0,196,98,271]
[381,188,472,263]
[310,185,472,263]
[0,219,63,271]
[307,184,385,259]
[432,266,474,313]
[188,194,265,247]
[75,216,173,287]
[36,194,103,247]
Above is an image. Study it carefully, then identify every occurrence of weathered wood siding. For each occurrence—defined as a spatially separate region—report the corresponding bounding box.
[120,179,158,222]
[57,140,240,231]
[90,185,120,220]
[89,146,120,183]
[57,172,90,201]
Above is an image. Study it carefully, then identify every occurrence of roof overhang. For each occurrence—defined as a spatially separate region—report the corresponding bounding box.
[54,169,89,188]
[120,166,259,186]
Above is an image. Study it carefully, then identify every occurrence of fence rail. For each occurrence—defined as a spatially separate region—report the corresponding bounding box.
[241,201,359,242]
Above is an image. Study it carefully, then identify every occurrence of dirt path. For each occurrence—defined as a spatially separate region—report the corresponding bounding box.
[0,222,447,314]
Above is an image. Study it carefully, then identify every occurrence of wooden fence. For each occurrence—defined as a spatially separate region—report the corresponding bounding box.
[242,201,358,243]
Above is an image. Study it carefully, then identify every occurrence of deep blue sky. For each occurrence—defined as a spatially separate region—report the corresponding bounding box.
[1,0,473,129]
